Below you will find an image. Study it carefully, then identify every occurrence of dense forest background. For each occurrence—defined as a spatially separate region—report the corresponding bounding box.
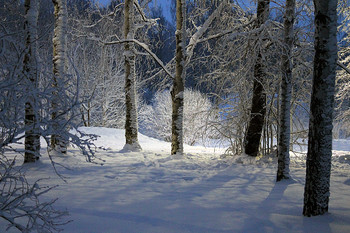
[0,0,349,231]
[1,0,349,151]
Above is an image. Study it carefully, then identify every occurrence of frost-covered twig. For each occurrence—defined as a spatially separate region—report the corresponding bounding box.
[133,0,158,25]
[0,156,70,232]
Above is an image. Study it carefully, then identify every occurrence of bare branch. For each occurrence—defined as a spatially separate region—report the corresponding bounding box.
[102,39,174,79]
[337,61,350,75]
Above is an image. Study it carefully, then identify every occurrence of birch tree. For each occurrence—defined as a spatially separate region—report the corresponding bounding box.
[244,0,270,157]
[303,0,338,217]
[51,0,68,153]
[276,0,295,181]
[23,0,41,163]
[171,0,186,155]
[123,0,142,151]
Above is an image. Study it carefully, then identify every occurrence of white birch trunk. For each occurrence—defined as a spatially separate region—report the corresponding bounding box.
[276,0,295,181]
[171,0,186,155]
[303,0,338,216]
[51,0,68,153]
[123,0,142,152]
[24,0,41,163]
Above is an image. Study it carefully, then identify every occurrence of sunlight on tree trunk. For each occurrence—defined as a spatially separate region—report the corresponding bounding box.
[303,0,338,217]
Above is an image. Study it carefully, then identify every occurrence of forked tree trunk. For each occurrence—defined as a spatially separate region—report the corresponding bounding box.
[276,0,295,181]
[171,0,186,155]
[303,0,337,217]
[24,0,41,163]
[244,0,270,157]
[51,0,68,153]
[123,0,142,151]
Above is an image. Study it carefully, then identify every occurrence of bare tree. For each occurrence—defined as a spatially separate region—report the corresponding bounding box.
[303,0,338,217]
[123,0,142,151]
[171,0,186,155]
[51,0,68,153]
[277,0,295,181]
[23,0,41,163]
[244,0,270,157]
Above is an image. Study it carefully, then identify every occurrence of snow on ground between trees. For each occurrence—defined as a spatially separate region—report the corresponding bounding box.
[2,127,350,233]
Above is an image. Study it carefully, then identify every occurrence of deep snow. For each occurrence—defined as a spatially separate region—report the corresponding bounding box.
[1,127,350,233]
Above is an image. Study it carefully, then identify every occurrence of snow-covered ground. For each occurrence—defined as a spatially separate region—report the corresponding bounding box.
[2,127,350,232]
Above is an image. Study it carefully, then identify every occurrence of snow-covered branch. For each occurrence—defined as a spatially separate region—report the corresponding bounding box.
[103,38,174,79]
[133,0,158,25]
[196,18,255,44]
[185,2,226,64]
[0,156,69,232]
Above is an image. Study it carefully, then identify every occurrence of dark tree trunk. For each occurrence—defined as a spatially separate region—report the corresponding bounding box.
[171,0,186,155]
[24,0,40,163]
[303,0,338,217]
[244,0,270,157]
[276,0,295,182]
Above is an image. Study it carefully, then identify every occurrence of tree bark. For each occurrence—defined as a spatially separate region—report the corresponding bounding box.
[244,0,270,157]
[123,0,142,151]
[171,0,186,155]
[51,0,68,153]
[24,0,41,163]
[276,0,295,182]
[303,0,337,217]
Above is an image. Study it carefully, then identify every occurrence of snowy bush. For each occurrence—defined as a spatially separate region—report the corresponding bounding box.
[139,89,217,145]
[0,156,69,232]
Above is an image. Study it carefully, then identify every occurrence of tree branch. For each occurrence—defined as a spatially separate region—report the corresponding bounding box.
[337,61,350,75]
[185,2,226,65]
[133,0,158,25]
[103,39,174,79]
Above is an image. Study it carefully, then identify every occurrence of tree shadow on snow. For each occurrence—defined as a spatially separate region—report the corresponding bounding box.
[239,178,294,232]
[69,207,235,233]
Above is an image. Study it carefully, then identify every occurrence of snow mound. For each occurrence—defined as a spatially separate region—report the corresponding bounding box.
[78,127,227,155]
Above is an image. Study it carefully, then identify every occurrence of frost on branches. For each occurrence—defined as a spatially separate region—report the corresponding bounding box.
[0,156,69,232]
[139,89,217,146]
